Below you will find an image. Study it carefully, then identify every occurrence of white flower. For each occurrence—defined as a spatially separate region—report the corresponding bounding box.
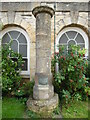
[9,47,11,50]
[18,90,20,92]
[3,69,5,72]
[8,88,11,90]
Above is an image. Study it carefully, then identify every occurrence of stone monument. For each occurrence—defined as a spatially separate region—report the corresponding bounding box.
[27,6,58,114]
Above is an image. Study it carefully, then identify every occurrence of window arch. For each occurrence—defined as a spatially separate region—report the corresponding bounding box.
[56,27,89,57]
[1,26,30,75]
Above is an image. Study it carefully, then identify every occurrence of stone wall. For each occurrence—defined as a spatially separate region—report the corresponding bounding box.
[0,2,89,80]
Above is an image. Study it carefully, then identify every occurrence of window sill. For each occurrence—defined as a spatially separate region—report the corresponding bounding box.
[21,75,30,78]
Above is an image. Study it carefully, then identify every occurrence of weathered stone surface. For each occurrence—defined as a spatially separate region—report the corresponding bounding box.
[32,6,54,18]
[14,14,22,25]
[7,11,15,24]
[20,19,30,29]
[70,11,79,23]
[27,6,58,115]
[33,85,54,100]
[1,2,89,12]
[1,17,8,25]
[27,94,58,114]
[78,16,87,26]
[33,6,54,80]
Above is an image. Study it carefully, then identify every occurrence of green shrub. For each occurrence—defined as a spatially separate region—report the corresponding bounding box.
[2,41,23,96]
[52,45,89,103]
[15,80,34,98]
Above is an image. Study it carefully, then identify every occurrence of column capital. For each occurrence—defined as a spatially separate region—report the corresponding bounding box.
[32,6,55,18]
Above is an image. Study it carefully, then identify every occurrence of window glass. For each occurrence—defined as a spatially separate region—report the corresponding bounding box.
[59,31,85,50]
[11,40,18,52]
[75,33,85,43]
[66,31,77,39]
[19,45,27,57]
[9,31,20,39]
[18,33,27,43]
[59,33,68,44]
[2,33,10,43]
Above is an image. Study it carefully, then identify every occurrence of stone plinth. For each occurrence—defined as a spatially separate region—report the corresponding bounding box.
[27,6,58,114]
[33,85,54,100]
[27,94,58,115]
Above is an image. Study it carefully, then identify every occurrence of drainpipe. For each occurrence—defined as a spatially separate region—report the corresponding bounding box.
[54,2,56,55]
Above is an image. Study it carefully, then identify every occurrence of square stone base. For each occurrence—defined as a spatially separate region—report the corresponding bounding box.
[33,85,54,100]
[27,94,59,115]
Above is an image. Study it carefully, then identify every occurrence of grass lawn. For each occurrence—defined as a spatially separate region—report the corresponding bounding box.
[2,97,25,118]
[2,97,89,119]
[62,99,89,119]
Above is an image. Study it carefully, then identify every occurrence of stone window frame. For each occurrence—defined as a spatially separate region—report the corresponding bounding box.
[56,27,89,57]
[1,26,30,76]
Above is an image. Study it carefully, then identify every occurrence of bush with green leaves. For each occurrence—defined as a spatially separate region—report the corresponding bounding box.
[2,41,23,96]
[15,80,34,98]
[52,45,89,103]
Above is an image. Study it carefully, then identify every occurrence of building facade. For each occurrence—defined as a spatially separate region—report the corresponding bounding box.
[0,1,90,81]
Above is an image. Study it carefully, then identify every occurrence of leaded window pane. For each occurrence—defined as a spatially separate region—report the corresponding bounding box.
[75,33,84,43]
[66,31,77,39]
[19,45,27,57]
[78,44,85,49]
[2,33,10,43]
[9,31,20,39]
[18,33,27,43]
[59,33,68,44]
[11,40,18,52]
[68,40,76,45]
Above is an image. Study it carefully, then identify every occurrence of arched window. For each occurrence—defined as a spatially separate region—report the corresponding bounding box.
[1,27,30,75]
[56,27,89,57]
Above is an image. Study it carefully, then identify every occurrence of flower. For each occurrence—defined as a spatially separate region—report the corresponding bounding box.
[12,60,14,63]
[79,75,82,78]
[22,64,24,67]
[18,90,20,92]
[84,77,86,80]
[81,66,84,71]
[61,56,63,59]
[74,65,76,69]
[9,47,11,50]
[78,62,80,64]
[71,52,73,57]
[3,69,5,72]
[55,52,59,55]
[86,62,88,65]
[64,56,66,60]
[8,88,11,90]
[65,95,68,98]
[83,54,85,57]
[79,53,81,57]
[70,79,73,83]
[86,92,88,96]
[83,84,86,87]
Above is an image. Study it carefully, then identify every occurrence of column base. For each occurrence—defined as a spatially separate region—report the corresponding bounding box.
[27,94,59,115]
[33,85,54,100]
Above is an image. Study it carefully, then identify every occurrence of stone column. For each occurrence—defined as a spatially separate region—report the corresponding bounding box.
[32,6,54,100]
[27,6,58,114]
